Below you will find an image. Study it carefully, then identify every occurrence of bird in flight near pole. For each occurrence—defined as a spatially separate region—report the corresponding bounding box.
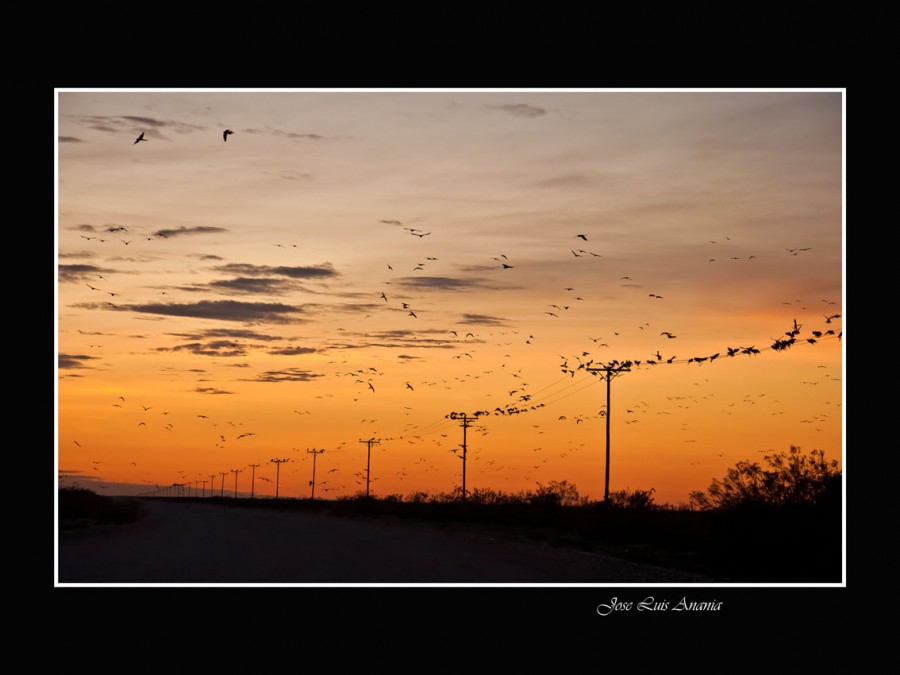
[223,129,234,142]
[134,132,147,144]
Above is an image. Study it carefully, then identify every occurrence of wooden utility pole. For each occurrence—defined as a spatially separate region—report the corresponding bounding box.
[247,463,261,498]
[270,458,291,499]
[446,411,486,500]
[219,472,228,497]
[306,449,325,499]
[358,439,381,497]
[586,365,630,502]
[230,468,242,498]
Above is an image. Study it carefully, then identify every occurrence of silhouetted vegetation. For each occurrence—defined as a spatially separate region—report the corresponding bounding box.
[688,445,840,510]
[181,452,840,582]
[58,486,144,529]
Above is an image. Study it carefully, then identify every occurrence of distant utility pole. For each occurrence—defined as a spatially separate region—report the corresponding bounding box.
[586,365,631,502]
[247,463,261,499]
[270,458,291,499]
[446,411,486,500]
[230,468,242,498]
[358,438,381,497]
[209,474,216,498]
[219,472,228,497]
[201,480,207,498]
[306,449,325,499]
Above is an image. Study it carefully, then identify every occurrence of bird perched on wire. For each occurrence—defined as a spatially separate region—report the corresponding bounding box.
[223,129,234,142]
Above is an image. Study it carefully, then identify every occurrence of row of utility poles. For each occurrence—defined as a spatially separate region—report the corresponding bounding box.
[155,366,631,504]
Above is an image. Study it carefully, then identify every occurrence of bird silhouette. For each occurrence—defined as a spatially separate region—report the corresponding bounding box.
[223,129,234,142]
[134,132,147,144]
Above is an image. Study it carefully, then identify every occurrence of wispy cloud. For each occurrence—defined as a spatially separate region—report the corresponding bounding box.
[330,329,456,350]
[168,328,285,342]
[102,300,303,323]
[459,313,510,326]
[59,136,84,143]
[251,368,323,382]
[153,226,228,239]
[207,277,298,295]
[268,346,317,356]
[71,224,97,232]
[489,103,547,118]
[194,386,235,395]
[59,353,97,369]
[529,171,620,189]
[59,264,118,283]
[242,127,328,142]
[69,115,205,138]
[193,254,224,261]
[212,263,338,279]
[59,251,96,259]
[157,340,249,357]
[393,276,499,291]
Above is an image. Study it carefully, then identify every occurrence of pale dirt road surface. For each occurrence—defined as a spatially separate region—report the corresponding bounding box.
[57,500,710,584]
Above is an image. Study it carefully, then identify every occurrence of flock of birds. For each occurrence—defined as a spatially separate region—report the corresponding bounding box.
[60,127,843,501]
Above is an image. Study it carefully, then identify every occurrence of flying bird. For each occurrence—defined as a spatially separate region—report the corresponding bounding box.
[408,311,417,318]
[575,234,588,240]
[133,132,147,144]
[223,129,234,142]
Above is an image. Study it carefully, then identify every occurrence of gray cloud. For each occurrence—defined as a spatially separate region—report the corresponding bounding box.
[394,276,496,291]
[459,313,510,326]
[208,277,298,295]
[153,226,228,238]
[251,368,323,382]
[117,300,302,323]
[70,115,205,137]
[194,254,224,261]
[242,127,328,142]
[330,329,456,350]
[157,340,248,357]
[268,346,316,355]
[72,224,97,232]
[59,264,117,283]
[59,136,84,143]
[59,251,96,259]
[490,103,547,118]
[212,262,338,279]
[195,387,235,395]
[168,328,284,342]
[529,171,619,189]
[59,353,97,369]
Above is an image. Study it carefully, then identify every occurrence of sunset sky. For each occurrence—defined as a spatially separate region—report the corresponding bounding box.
[56,89,844,505]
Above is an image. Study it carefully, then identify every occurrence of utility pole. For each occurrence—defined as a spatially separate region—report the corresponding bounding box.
[446,411,486,500]
[200,480,207,498]
[586,365,631,502]
[219,472,228,498]
[358,438,381,497]
[208,474,216,498]
[306,449,325,499]
[230,468,242,498]
[270,458,291,499]
[247,463,261,498]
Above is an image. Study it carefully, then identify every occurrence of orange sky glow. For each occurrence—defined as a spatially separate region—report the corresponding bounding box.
[56,89,844,505]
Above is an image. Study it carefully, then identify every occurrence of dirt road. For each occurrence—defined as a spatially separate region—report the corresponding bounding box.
[57,500,709,583]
